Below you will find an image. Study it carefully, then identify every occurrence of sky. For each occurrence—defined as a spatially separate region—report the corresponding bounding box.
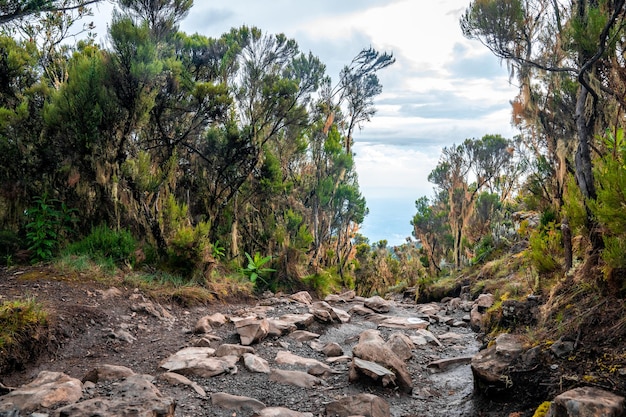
[89,0,519,246]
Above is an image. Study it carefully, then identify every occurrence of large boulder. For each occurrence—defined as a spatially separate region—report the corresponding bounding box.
[0,371,82,413]
[547,387,625,417]
[159,347,236,378]
[234,316,270,345]
[56,374,175,417]
[364,296,391,313]
[325,393,390,417]
[471,333,524,397]
[212,392,266,413]
[351,330,412,393]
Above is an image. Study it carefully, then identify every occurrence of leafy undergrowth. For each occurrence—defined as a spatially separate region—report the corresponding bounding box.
[0,298,49,374]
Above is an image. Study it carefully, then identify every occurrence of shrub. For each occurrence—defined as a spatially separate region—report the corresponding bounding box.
[65,224,137,267]
[25,193,77,262]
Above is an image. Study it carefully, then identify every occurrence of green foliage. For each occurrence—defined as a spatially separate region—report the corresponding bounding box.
[303,268,342,296]
[0,298,48,372]
[472,234,495,265]
[25,194,77,263]
[562,174,587,234]
[241,252,275,287]
[526,221,562,274]
[64,224,137,267]
[0,230,21,266]
[167,221,212,278]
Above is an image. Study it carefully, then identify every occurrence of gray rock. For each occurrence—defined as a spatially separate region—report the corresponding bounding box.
[349,357,396,388]
[56,374,175,417]
[548,386,625,417]
[158,372,206,397]
[159,347,236,378]
[290,291,313,305]
[234,316,270,345]
[243,353,271,374]
[364,296,391,313]
[352,330,412,393]
[254,406,314,417]
[193,315,213,334]
[474,293,494,311]
[550,337,575,359]
[289,330,320,342]
[376,316,428,330]
[82,364,135,383]
[274,351,335,376]
[215,343,255,358]
[324,393,390,417]
[385,332,414,361]
[0,372,82,413]
[471,333,524,396]
[321,342,343,357]
[212,392,266,412]
[269,369,323,389]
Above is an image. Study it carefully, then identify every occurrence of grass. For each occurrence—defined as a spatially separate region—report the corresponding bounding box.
[0,298,48,372]
[123,270,253,306]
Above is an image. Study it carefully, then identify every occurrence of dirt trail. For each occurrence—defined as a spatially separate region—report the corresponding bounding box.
[0,267,489,417]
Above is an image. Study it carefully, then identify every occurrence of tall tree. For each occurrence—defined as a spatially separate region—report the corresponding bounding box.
[461,0,626,255]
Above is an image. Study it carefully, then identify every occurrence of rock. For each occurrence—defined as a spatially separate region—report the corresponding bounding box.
[548,386,625,417]
[278,313,315,328]
[416,303,440,316]
[215,343,255,358]
[235,316,270,345]
[349,357,396,388]
[269,369,323,389]
[130,301,174,321]
[470,305,483,331]
[211,392,266,412]
[56,374,175,417]
[426,356,473,371]
[159,347,236,378]
[376,316,428,330]
[82,364,135,383]
[274,351,335,376]
[409,334,428,346]
[159,372,206,397]
[193,315,213,334]
[471,333,525,396]
[243,353,271,374]
[321,342,343,357]
[289,330,320,342]
[325,290,356,303]
[352,331,412,393]
[290,291,313,305]
[474,293,494,311]
[438,332,464,343]
[385,332,414,361]
[364,296,391,313]
[349,304,383,320]
[325,393,390,417]
[254,406,314,417]
[192,334,222,347]
[268,319,297,337]
[415,329,441,346]
[106,328,136,344]
[550,337,575,359]
[0,371,82,413]
[205,312,228,327]
[309,301,350,324]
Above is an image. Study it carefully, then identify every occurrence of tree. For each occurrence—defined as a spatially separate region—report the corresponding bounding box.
[0,0,100,25]
[411,196,448,276]
[461,0,626,256]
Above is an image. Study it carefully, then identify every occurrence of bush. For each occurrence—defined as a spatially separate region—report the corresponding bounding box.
[25,194,77,263]
[65,224,137,267]
[526,222,561,274]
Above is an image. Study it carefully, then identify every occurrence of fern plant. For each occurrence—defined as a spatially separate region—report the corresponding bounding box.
[241,252,275,286]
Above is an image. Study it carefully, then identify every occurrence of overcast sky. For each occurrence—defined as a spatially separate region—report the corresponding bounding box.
[91,0,519,246]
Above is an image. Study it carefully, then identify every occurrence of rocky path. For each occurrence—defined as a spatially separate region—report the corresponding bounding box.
[0,275,483,417]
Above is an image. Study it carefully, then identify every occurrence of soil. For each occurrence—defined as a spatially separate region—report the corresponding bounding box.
[2,265,620,417]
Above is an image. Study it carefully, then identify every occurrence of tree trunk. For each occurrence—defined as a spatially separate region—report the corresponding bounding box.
[562,217,573,270]
[574,84,604,255]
